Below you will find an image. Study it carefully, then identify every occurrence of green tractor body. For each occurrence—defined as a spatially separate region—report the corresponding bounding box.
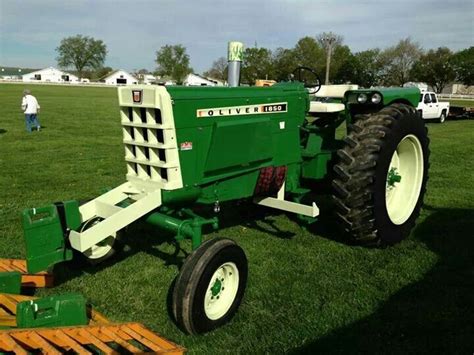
[19,79,429,334]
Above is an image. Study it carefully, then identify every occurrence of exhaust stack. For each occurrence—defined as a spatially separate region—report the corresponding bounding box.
[227,41,244,87]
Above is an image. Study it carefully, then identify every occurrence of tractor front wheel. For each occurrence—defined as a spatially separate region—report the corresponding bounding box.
[172,238,248,334]
[77,217,121,265]
[332,103,430,245]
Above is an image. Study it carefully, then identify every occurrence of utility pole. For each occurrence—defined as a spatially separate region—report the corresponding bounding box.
[321,34,337,85]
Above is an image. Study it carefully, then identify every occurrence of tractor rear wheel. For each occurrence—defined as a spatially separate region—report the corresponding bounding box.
[172,238,248,334]
[332,103,430,245]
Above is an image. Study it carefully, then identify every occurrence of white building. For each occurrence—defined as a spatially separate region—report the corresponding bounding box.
[22,67,79,83]
[403,82,429,91]
[102,70,138,85]
[183,73,224,86]
[136,73,157,85]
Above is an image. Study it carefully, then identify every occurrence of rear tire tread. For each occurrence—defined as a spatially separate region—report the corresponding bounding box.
[332,103,430,245]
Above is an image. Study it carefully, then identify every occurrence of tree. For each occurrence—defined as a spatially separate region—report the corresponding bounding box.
[272,48,297,81]
[353,49,384,87]
[293,37,325,72]
[56,35,107,80]
[379,38,423,86]
[328,45,352,83]
[411,47,456,93]
[332,52,358,85]
[95,66,113,80]
[155,44,192,84]
[452,47,474,86]
[241,47,273,85]
[203,57,228,81]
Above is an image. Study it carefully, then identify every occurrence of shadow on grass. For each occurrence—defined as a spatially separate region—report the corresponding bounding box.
[0,129,6,134]
[52,223,183,285]
[52,200,297,286]
[293,206,474,354]
[218,201,297,239]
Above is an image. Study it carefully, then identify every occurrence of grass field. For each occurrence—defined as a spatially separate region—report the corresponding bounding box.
[446,99,474,108]
[1,83,473,354]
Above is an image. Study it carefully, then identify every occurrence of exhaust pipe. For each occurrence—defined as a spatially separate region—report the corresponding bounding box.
[227,41,244,87]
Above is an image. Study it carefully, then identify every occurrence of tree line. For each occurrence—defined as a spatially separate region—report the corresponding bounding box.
[56,34,472,92]
[205,34,473,92]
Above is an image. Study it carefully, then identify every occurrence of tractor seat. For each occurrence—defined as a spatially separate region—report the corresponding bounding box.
[308,84,359,114]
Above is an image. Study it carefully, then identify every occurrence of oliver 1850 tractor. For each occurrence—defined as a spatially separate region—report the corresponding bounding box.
[20,60,429,334]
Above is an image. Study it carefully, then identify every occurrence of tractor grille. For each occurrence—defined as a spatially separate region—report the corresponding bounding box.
[120,89,182,190]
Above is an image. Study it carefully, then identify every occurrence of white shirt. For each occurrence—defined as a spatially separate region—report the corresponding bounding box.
[21,95,40,114]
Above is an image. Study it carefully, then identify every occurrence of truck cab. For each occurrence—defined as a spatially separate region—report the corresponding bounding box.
[416,91,450,123]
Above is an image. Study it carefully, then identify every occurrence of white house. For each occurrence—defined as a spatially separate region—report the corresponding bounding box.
[183,73,224,86]
[22,67,79,83]
[136,73,157,85]
[102,70,138,85]
[403,82,429,91]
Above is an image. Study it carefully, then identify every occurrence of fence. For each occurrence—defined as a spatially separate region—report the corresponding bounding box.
[438,94,474,101]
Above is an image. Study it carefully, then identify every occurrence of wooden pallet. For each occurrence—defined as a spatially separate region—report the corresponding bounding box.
[0,322,185,354]
[0,293,109,328]
[0,259,53,288]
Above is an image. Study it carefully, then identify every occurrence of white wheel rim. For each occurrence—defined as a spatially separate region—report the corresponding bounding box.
[204,262,239,320]
[81,219,116,259]
[385,134,424,225]
[83,236,115,259]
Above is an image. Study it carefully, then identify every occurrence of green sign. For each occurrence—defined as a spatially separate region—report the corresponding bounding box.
[228,41,244,61]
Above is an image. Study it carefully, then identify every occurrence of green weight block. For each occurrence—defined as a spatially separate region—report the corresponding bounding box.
[22,203,77,273]
[16,293,88,329]
[0,272,21,294]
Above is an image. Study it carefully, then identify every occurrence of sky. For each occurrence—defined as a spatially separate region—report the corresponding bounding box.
[0,0,473,73]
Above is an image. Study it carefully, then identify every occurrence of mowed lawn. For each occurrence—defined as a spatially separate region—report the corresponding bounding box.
[1,83,473,354]
[447,99,474,108]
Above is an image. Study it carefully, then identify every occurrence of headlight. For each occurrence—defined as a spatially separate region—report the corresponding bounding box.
[371,93,382,104]
[357,93,368,103]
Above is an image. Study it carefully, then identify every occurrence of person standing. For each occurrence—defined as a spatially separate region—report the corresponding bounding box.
[21,89,41,132]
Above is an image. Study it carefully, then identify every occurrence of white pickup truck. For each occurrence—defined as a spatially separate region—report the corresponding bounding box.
[417,91,450,123]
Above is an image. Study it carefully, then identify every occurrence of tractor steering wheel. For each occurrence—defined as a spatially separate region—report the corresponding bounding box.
[292,67,322,94]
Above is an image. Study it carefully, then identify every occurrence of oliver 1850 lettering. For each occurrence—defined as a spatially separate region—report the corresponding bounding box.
[197,102,288,118]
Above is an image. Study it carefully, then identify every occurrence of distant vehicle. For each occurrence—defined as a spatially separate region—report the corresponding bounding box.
[416,91,450,123]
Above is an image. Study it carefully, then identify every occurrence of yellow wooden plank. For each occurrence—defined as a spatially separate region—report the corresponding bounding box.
[48,330,93,354]
[128,322,182,351]
[0,294,18,313]
[99,326,144,353]
[10,331,62,355]
[0,314,16,327]
[0,333,28,355]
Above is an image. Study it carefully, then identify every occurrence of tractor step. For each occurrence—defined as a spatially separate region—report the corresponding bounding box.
[0,322,185,354]
[0,259,53,288]
[0,293,110,329]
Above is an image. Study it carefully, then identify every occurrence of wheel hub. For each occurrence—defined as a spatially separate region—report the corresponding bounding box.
[204,262,239,320]
[211,278,222,297]
[387,167,402,189]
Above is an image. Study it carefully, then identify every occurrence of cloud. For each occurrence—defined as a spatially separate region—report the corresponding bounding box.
[0,0,472,72]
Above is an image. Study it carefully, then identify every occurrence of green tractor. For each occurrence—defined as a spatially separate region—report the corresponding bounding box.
[20,62,429,334]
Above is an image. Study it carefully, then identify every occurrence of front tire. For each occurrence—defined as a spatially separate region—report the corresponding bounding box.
[439,110,446,123]
[77,217,120,265]
[332,103,430,245]
[172,238,248,334]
